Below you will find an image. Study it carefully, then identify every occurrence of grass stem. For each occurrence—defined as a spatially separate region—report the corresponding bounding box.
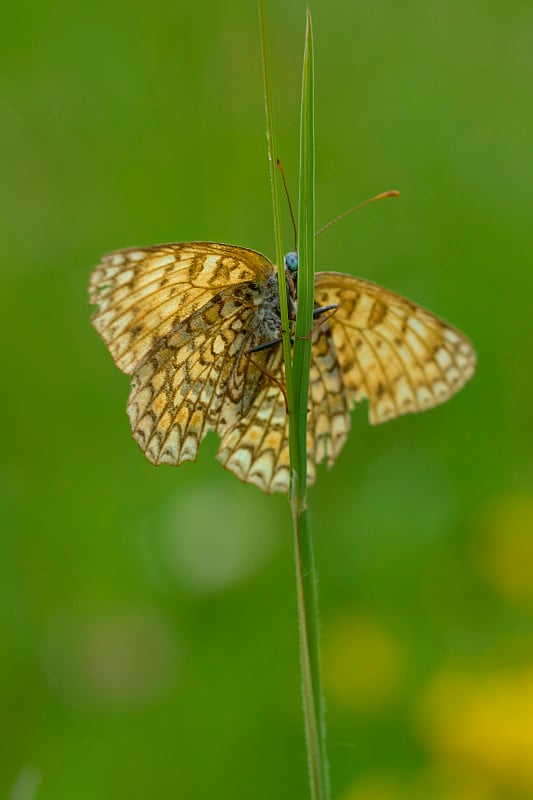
[259,5,329,797]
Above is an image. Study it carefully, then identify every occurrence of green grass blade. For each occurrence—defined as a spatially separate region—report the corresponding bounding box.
[291,11,330,799]
[258,0,294,422]
[292,7,315,499]
[259,6,329,798]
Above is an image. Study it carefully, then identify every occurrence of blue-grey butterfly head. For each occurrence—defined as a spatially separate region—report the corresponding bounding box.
[284,251,298,273]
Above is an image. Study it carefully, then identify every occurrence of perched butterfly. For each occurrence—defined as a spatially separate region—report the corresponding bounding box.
[89,242,476,493]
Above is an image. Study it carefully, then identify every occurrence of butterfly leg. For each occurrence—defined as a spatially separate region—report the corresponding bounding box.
[247,337,283,353]
[244,350,290,414]
[297,304,339,341]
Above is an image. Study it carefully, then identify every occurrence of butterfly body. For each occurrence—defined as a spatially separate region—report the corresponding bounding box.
[89,242,476,493]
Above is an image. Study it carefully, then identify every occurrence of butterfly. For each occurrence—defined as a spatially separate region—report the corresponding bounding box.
[88,241,476,493]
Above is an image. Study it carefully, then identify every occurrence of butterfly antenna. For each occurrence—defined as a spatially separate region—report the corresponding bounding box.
[315,189,400,237]
[277,158,298,252]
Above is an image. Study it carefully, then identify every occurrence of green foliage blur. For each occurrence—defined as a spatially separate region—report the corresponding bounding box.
[2,1,533,798]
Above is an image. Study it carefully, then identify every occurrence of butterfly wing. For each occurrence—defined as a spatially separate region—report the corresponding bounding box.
[218,271,476,493]
[127,289,282,466]
[216,346,289,492]
[216,325,351,493]
[314,271,477,424]
[88,242,274,374]
[90,242,476,489]
[89,242,280,465]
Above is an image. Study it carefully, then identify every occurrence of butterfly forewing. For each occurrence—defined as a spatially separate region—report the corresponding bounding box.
[89,242,273,374]
[314,272,477,426]
[89,242,288,470]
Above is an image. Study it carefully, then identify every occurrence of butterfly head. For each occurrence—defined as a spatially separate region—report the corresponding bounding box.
[284,251,298,273]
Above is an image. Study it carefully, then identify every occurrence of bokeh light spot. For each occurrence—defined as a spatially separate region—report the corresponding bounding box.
[340,775,402,800]
[42,608,178,709]
[416,666,533,792]
[472,492,533,605]
[161,483,279,591]
[323,614,404,711]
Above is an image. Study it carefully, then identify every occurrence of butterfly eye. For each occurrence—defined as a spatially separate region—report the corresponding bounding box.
[284,251,298,272]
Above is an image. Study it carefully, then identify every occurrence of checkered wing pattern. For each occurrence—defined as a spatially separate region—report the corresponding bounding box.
[89,243,277,464]
[90,243,476,494]
[314,272,476,425]
[218,271,476,493]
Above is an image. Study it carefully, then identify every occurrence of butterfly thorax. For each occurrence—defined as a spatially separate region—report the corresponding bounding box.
[245,269,296,345]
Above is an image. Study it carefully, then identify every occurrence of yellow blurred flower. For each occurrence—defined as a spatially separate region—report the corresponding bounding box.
[323,614,404,712]
[341,769,496,800]
[472,492,533,605]
[416,666,533,792]
[410,764,497,800]
[340,775,402,800]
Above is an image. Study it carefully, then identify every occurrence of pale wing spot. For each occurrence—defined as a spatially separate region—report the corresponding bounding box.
[416,385,434,407]
[181,435,198,461]
[408,316,429,337]
[423,358,443,383]
[133,267,170,290]
[433,380,450,399]
[315,412,330,437]
[246,468,270,493]
[226,446,252,479]
[444,329,461,344]
[436,347,452,370]
[136,415,155,447]
[133,385,154,419]
[97,308,134,336]
[404,329,429,360]
[103,266,121,282]
[351,293,374,326]
[311,379,327,404]
[272,467,290,493]
[151,254,176,268]
[455,352,471,369]
[395,375,417,408]
[110,286,133,305]
[116,269,134,286]
[322,370,341,394]
[213,334,226,355]
[249,451,275,486]
[159,443,179,464]
[354,338,379,371]
[201,255,220,274]
[332,414,347,437]
[446,366,461,384]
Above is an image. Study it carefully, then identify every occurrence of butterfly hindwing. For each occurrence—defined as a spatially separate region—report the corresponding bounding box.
[127,287,283,466]
[217,325,351,493]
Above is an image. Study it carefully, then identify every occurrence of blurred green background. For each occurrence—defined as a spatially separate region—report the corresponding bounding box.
[2,0,533,798]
